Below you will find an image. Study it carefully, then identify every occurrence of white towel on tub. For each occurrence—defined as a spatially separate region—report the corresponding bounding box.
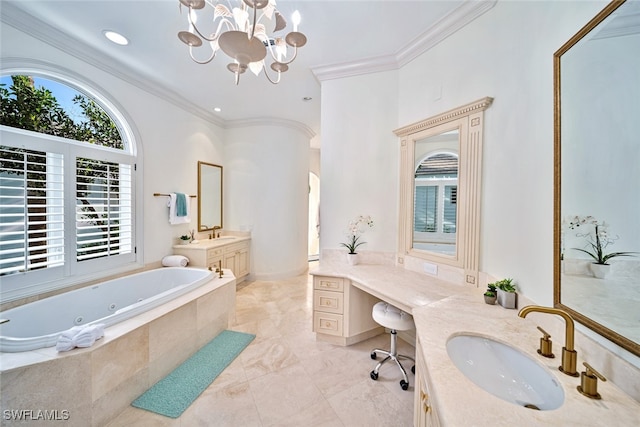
[56,323,105,352]
[162,255,189,267]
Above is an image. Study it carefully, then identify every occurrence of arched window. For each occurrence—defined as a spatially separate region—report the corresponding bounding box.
[0,72,138,298]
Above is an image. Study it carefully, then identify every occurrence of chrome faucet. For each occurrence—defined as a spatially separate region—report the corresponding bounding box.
[518,305,579,377]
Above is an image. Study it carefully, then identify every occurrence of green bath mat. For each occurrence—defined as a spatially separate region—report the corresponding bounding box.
[131,330,255,418]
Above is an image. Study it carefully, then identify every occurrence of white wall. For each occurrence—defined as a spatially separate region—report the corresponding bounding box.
[225,125,310,279]
[319,0,640,363]
[320,71,399,256]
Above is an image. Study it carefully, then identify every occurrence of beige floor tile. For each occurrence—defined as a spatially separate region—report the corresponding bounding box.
[111,265,416,427]
[248,362,325,426]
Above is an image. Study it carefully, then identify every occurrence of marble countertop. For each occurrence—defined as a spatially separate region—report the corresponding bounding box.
[311,262,640,425]
[172,235,250,250]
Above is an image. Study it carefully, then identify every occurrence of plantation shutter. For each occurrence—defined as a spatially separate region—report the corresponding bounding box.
[76,157,132,262]
[414,185,438,233]
[0,145,65,275]
[443,185,457,234]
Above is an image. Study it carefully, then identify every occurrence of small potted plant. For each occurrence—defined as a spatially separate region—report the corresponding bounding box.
[340,215,373,265]
[179,234,191,245]
[491,278,516,309]
[483,283,497,305]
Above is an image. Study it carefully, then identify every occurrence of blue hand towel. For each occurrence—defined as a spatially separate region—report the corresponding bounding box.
[176,193,188,217]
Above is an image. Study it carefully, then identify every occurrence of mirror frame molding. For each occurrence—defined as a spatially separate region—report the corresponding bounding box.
[553,0,638,356]
[197,161,223,232]
[395,97,493,285]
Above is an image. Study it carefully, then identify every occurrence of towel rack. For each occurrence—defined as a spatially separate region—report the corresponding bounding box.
[153,193,197,198]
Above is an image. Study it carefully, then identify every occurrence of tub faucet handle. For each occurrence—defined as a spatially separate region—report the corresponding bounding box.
[0,319,9,324]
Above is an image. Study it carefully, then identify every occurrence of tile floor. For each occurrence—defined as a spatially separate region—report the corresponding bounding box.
[107,264,416,426]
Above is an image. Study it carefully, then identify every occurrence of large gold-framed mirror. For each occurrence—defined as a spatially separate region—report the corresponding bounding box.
[197,161,222,232]
[395,97,492,285]
[554,0,640,356]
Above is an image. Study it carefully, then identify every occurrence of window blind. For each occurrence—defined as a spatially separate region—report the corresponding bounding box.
[76,157,132,262]
[0,146,65,275]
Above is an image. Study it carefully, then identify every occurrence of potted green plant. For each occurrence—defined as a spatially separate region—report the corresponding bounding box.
[491,278,516,309]
[179,234,191,245]
[483,284,497,305]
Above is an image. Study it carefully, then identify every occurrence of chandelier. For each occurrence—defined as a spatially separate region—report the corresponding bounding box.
[177,0,307,84]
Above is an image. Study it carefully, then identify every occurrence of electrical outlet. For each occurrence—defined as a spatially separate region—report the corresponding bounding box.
[423,262,438,275]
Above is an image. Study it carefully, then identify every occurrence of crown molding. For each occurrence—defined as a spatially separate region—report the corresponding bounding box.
[312,0,497,82]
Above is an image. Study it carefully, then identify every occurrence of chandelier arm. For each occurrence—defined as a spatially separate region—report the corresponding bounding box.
[266,46,298,66]
[188,46,217,64]
[189,14,233,43]
[261,64,282,85]
[249,3,258,39]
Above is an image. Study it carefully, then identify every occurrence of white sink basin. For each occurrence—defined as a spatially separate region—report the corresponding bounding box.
[446,333,564,410]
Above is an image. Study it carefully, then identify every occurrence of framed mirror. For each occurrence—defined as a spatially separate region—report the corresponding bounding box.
[197,161,223,232]
[554,0,640,356]
[395,97,492,285]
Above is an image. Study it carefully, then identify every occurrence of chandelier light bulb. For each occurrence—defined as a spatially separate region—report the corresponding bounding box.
[292,10,301,32]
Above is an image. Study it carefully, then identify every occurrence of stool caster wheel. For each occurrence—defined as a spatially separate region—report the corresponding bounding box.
[370,371,378,381]
[370,352,377,360]
[411,365,415,374]
[400,380,409,390]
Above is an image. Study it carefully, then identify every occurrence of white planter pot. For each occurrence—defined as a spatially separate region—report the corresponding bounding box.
[497,289,517,309]
[590,263,610,279]
[346,253,359,265]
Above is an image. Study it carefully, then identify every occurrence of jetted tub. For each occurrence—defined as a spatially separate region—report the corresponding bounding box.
[0,267,214,353]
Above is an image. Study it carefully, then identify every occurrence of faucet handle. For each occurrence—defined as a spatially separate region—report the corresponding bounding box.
[577,362,606,399]
[536,326,555,358]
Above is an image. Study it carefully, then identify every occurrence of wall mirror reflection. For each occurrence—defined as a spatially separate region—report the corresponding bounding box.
[554,0,640,356]
[198,161,223,232]
[413,130,459,256]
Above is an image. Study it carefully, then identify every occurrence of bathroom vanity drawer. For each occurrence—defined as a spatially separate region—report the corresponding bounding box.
[207,248,224,261]
[314,276,344,292]
[314,290,344,314]
[313,312,343,336]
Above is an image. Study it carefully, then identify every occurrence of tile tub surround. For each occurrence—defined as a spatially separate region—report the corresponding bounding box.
[0,271,236,427]
[311,262,640,424]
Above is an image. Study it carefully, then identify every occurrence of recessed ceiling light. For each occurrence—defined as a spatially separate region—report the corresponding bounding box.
[213,107,222,112]
[103,30,129,46]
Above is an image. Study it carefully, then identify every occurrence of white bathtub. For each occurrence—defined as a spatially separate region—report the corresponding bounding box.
[0,267,214,353]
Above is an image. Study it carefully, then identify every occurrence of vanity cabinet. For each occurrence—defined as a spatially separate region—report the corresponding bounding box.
[173,238,250,282]
[222,241,250,279]
[312,275,382,346]
[414,339,441,427]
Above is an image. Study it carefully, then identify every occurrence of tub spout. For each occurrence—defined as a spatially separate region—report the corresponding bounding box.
[518,305,578,377]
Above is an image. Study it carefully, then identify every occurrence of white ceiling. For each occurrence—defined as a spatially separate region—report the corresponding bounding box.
[1,0,491,140]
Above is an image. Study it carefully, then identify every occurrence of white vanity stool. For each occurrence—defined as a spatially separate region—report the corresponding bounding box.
[369,301,416,390]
